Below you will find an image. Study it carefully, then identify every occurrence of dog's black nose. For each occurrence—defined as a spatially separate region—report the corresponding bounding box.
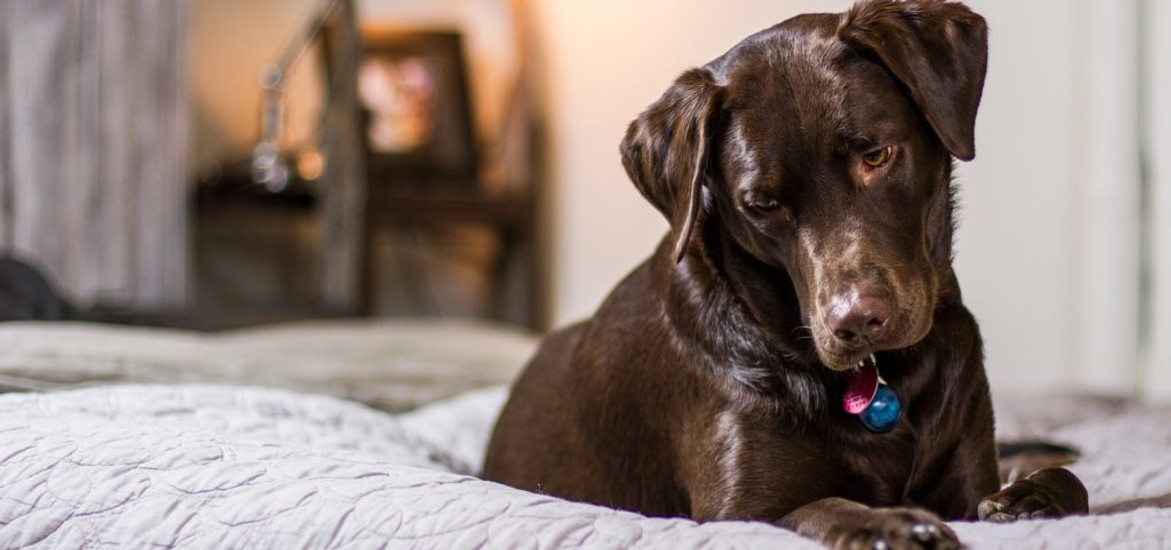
[828,290,892,345]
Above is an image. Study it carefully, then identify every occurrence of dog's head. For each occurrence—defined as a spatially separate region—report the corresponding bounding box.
[621,1,987,371]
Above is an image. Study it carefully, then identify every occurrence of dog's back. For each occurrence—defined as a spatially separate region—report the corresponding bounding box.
[484,255,694,515]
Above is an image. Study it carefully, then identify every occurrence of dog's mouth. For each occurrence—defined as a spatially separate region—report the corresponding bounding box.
[811,305,934,371]
[817,344,879,372]
[812,316,933,371]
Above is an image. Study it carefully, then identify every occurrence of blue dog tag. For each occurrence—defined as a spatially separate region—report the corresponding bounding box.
[859,384,901,433]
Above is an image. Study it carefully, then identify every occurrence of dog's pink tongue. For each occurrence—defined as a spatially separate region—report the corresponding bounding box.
[843,360,879,415]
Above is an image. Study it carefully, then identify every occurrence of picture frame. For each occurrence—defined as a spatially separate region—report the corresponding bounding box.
[357,28,479,188]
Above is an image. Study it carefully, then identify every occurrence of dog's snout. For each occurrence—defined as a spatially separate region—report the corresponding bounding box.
[827,289,892,346]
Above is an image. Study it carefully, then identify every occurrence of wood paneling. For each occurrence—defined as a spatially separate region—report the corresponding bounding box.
[319,0,365,311]
[0,0,190,309]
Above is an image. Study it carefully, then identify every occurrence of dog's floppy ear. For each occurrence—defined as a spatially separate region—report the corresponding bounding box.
[621,69,723,263]
[840,0,988,161]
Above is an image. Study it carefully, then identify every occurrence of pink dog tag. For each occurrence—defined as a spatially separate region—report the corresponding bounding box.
[843,359,879,415]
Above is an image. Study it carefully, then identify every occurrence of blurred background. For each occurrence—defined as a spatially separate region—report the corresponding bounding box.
[0,0,1169,401]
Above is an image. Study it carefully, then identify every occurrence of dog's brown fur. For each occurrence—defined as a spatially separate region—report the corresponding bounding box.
[484,2,1088,547]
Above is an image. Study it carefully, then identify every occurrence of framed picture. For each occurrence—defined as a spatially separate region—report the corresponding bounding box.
[357,28,478,188]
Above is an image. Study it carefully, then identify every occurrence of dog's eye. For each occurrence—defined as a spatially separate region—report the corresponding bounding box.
[862,146,893,168]
[747,198,779,211]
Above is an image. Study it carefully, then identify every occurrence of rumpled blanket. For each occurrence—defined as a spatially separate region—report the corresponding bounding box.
[0,319,536,411]
[2,384,1169,549]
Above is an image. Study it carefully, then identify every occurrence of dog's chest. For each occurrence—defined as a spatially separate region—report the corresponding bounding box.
[826,390,965,507]
[835,429,920,505]
[707,404,928,509]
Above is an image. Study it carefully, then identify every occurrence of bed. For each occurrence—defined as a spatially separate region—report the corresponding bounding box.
[1,320,1169,548]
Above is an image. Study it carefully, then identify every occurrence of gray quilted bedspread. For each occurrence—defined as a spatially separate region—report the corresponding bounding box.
[2,384,1171,549]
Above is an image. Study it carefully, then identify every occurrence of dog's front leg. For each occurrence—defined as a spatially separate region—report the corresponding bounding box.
[978,467,1089,522]
[780,498,959,550]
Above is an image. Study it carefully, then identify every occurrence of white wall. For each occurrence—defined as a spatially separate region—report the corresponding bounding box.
[534,0,1144,397]
[954,0,1141,395]
[1148,0,1171,401]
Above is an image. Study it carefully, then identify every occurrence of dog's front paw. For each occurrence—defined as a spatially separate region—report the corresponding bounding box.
[978,467,1089,522]
[827,508,959,550]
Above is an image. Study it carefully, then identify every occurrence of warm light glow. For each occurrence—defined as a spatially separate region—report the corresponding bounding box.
[297,149,325,181]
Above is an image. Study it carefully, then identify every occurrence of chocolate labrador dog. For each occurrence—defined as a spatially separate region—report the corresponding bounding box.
[484,1,1088,548]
